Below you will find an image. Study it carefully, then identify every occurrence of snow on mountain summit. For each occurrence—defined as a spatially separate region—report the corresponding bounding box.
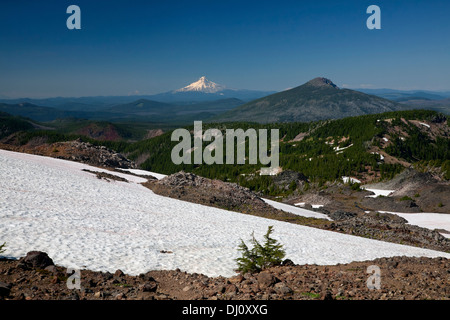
[175,76,226,93]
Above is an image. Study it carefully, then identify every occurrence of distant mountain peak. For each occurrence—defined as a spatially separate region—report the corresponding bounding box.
[214,77,404,123]
[175,76,226,93]
[306,77,338,89]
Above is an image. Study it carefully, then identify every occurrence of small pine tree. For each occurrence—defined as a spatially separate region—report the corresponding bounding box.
[236,239,259,274]
[236,226,286,273]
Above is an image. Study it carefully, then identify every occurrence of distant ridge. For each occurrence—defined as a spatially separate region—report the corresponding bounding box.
[213,77,407,123]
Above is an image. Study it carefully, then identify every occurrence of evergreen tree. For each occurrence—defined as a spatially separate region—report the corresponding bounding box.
[236,226,286,273]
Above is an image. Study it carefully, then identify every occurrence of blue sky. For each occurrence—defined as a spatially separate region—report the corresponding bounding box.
[1,0,449,98]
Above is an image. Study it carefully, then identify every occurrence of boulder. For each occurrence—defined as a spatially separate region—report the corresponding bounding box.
[141,281,158,293]
[114,269,124,278]
[257,272,278,289]
[281,259,295,266]
[0,282,12,297]
[22,251,54,269]
[274,282,292,295]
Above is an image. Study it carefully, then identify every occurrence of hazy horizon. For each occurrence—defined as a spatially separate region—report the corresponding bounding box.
[1,77,450,100]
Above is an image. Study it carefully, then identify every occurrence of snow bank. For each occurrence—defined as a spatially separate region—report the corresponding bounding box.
[1,149,449,277]
[262,199,330,220]
[364,188,395,198]
[342,176,361,184]
[120,168,167,180]
[379,211,450,239]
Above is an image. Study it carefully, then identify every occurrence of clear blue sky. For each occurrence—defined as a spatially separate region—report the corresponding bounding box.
[1,0,449,98]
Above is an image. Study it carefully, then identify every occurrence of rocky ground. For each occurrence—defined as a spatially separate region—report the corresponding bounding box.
[286,168,450,214]
[323,210,450,253]
[1,251,449,300]
[0,137,136,169]
[144,171,309,221]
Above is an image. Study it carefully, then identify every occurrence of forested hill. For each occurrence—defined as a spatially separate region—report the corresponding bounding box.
[121,109,449,188]
[213,77,406,123]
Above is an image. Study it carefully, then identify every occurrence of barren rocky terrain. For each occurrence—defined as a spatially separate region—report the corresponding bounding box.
[1,251,449,300]
[0,137,135,169]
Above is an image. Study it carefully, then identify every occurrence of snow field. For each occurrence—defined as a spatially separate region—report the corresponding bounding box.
[1,149,449,277]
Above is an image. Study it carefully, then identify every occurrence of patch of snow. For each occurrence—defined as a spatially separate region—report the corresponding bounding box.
[333,144,353,152]
[259,166,282,176]
[379,211,450,239]
[1,149,449,277]
[120,169,167,180]
[262,199,330,220]
[342,176,361,184]
[419,122,431,128]
[312,204,324,209]
[382,137,389,142]
[371,152,384,160]
[294,202,305,207]
[363,188,395,198]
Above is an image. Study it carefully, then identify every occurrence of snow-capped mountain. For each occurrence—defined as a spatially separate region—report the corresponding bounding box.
[174,76,226,94]
[146,76,275,103]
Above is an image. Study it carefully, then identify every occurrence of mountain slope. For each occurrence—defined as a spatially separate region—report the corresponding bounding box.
[0,112,36,138]
[356,88,450,101]
[0,102,73,122]
[105,98,244,123]
[214,77,407,123]
[399,97,450,115]
[107,99,172,115]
